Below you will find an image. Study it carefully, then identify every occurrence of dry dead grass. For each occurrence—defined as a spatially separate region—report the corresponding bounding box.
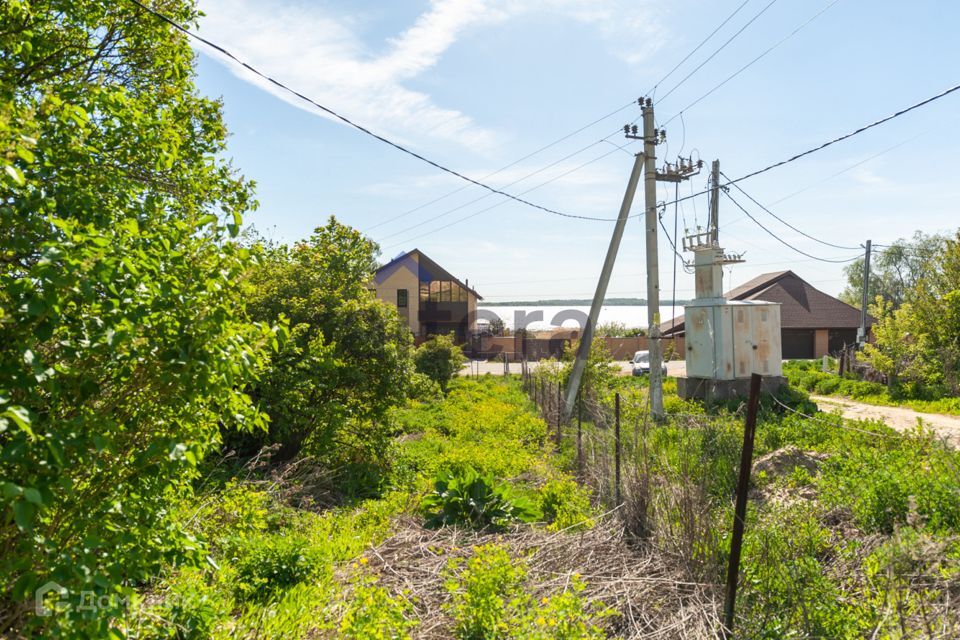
[353,513,724,639]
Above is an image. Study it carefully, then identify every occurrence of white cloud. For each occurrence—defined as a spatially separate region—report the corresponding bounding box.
[197,0,504,149]
[196,0,665,150]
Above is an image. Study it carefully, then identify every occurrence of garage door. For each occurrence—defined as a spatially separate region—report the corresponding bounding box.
[781,329,814,359]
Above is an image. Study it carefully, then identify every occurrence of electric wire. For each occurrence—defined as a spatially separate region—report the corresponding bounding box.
[656,0,781,104]
[648,0,753,97]
[724,80,960,186]
[722,190,861,263]
[644,80,960,218]
[376,137,611,242]
[126,0,609,222]
[382,141,637,250]
[661,0,843,125]
[720,173,860,250]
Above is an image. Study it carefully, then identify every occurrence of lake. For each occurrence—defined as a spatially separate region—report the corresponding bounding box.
[477,305,685,331]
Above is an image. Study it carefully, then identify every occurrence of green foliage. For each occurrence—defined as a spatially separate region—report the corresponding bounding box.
[0,1,278,634]
[233,533,326,602]
[783,360,960,414]
[514,576,612,640]
[738,504,864,639]
[593,321,645,337]
[445,544,527,639]
[242,217,415,460]
[537,476,595,532]
[422,467,539,530]
[840,231,947,308]
[339,576,417,639]
[414,334,466,392]
[444,545,611,640]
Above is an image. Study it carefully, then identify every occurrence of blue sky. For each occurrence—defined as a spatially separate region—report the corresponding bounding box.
[193,0,960,306]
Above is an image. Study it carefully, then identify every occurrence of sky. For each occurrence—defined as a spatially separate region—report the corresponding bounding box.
[191,0,960,307]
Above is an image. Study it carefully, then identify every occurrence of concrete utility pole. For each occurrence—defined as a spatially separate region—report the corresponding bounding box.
[858,239,872,347]
[563,148,645,417]
[642,99,665,420]
[709,160,720,244]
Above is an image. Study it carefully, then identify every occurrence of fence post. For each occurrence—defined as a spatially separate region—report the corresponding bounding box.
[614,392,621,506]
[577,392,583,478]
[722,373,763,639]
[556,383,563,447]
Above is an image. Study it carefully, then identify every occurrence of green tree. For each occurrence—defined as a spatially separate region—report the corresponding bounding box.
[414,334,466,392]
[0,1,275,635]
[862,231,960,394]
[244,218,415,460]
[840,231,947,308]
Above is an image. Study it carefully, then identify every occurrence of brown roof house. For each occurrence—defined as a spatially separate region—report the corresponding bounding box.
[373,249,482,343]
[661,270,871,359]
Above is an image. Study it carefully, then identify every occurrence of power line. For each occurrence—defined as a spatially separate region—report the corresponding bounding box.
[649,0,753,97]
[662,0,842,125]
[724,80,960,186]
[657,0,781,104]
[376,137,611,242]
[126,0,604,222]
[664,80,960,221]
[720,173,860,250]
[365,104,636,231]
[376,0,777,238]
[382,141,637,250]
[722,190,861,263]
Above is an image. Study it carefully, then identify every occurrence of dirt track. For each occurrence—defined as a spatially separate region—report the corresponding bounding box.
[810,394,960,446]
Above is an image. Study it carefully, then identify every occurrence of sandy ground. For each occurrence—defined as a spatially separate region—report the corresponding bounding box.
[811,394,960,446]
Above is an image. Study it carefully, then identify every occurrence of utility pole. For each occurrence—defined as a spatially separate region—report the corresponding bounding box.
[709,160,720,244]
[858,239,872,348]
[642,98,665,421]
[563,139,644,417]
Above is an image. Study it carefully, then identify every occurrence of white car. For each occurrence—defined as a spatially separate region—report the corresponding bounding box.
[631,350,667,377]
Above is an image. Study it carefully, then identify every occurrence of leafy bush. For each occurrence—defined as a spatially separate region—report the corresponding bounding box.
[445,545,611,640]
[414,334,466,392]
[0,1,278,634]
[444,544,527,639]
[243,218,416,461]
[538,476,595,531]
[339,576,416,639]
[422,467,539,530]
[233,533,326,602]
[514,576,613,640]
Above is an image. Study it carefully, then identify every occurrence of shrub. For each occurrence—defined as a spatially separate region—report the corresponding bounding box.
[444,544,526,639]
[339,576,416,639]
[514,576,613,639]
[538,477,595,531]
[422,467,539,530]
[233,533,326,602]
[414,334,467,392]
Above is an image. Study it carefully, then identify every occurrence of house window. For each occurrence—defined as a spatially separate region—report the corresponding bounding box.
[397,289,408,308]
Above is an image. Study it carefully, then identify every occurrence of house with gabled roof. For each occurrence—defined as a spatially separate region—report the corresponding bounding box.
[373,249,482,343]
[661,270,872,359]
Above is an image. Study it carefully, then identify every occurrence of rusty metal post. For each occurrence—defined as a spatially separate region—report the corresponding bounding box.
[577,393,583,477]
[614,392,622,506]
[722,373,763,639]
[556,383,563,447]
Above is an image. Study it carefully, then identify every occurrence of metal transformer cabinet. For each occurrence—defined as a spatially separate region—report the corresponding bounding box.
[683,300,782,380]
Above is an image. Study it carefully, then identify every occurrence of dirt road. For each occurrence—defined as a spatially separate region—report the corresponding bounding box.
[810,394,960,446]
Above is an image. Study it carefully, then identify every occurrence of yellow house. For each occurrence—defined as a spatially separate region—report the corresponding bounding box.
[373,249,482,343]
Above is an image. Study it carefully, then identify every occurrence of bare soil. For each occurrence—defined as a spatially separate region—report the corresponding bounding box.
[810,394,960,446]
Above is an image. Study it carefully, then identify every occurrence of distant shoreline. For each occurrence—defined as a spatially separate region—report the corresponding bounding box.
[480,298,689,307]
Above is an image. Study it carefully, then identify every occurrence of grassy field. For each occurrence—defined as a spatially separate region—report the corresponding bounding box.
[784,359,960,416]
[124,375,960,638]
